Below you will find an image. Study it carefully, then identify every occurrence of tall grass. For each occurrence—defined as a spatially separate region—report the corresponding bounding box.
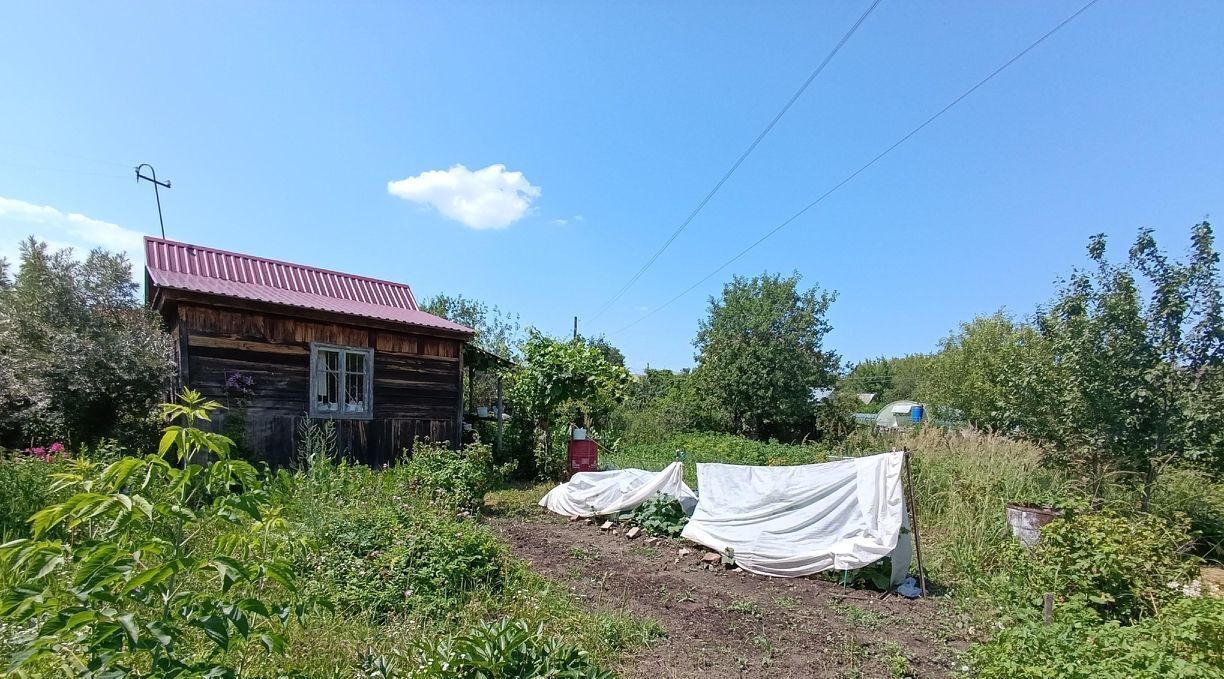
[896,427,1069,586]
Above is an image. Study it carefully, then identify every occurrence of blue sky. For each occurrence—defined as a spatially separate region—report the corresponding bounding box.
[1,1,1221,371]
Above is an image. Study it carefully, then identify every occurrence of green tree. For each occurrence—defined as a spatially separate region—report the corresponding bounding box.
[842,354,933,412]
[1037,223,1223,506]
[923,311,1051,432]
[610,368,730,444]
[421,292,523,359]
[693,272,838,440]
[422,292,524,415]
[580,334,626,367]
[0,238,174,449]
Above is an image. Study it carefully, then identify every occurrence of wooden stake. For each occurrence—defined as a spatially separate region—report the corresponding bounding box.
[1043,593,1054,625]
[902,448,928,596]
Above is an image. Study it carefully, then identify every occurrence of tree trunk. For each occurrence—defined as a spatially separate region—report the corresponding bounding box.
[1140,457,1157,513]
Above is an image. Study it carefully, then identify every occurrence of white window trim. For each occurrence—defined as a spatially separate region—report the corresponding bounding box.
[309,342,375,420]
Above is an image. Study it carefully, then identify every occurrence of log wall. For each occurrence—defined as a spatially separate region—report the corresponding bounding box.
[174,303,462,466]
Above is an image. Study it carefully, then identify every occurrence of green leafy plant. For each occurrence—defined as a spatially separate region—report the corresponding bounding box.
[836,558,895,591]
[0,449,68,538]
[969,597,1224,679]
[0,389,319,677]
[631,495,689,537]
[401,618,615,678]
[303,502,506,620]
[505,332,631,480]
[403,438,500,512]
[292,450,508,621]
[605,432,828,487]
[1003,511,1198,622]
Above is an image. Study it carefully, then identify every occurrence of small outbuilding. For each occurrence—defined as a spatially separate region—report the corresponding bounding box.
[874,400,922,430]
[144,237,475,466]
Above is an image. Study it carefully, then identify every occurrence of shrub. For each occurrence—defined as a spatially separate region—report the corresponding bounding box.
[0,238,174,449]
[0,390,318,678]
[403,438,501,512]
[532,424,571,483]
[0,449,68,538]
[1004,511,1198,623]
[1148,467,1224,562]
[292,450,508,621]
[400,618,615,678]
[969,597,1224,679]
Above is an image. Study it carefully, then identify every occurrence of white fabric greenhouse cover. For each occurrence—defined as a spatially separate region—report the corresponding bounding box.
[681,452,912,583]
[539,461,697,518]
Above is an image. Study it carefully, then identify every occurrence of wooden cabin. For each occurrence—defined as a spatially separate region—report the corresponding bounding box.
[144,237,475,466]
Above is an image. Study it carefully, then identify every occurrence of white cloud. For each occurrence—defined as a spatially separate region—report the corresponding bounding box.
[0,197,147,276]
[547,214,585,227]
[387,164,541,230]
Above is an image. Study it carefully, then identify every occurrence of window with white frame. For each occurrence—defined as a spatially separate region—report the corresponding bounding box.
[310,343,374,419]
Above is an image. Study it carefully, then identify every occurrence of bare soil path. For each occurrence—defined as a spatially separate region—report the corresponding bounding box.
[492,515,971,679]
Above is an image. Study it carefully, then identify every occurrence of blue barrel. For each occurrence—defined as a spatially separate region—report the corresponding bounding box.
[911,405,924,422]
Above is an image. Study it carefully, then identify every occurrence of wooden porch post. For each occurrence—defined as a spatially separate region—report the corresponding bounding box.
[496,373,504,457]
[468,365,476,416]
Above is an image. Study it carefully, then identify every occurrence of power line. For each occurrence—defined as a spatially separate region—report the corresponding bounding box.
[589,0,884,321]
[0,160,131,180]
[610,0,1102,337]
[0,141,131,169]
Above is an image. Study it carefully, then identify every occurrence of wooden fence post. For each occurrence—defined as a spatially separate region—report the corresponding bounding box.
[902,448,928,596]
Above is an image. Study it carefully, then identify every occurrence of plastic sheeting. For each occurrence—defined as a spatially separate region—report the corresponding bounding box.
[539,461,698,518]
[680,452,912,583]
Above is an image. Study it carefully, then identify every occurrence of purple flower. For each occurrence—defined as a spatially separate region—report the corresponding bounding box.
[225,371,256,397]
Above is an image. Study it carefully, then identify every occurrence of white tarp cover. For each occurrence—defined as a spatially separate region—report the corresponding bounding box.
[680,452,912,583]
[539,461,697,518]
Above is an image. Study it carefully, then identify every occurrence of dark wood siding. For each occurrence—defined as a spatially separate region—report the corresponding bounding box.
[175,303,462,467]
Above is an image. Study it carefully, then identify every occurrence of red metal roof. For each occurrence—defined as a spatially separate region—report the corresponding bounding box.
[145,237,474,336]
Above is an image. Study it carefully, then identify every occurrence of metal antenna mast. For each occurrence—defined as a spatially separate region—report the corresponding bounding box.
[134,163,171,238]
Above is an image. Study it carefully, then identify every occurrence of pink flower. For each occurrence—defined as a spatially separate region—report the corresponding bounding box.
[22,442,66,461]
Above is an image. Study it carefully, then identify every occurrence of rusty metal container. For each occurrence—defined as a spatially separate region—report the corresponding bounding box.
[1005,503,1063,548]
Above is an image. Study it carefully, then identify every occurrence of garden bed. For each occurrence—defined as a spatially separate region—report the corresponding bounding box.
[493,513,972,679]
